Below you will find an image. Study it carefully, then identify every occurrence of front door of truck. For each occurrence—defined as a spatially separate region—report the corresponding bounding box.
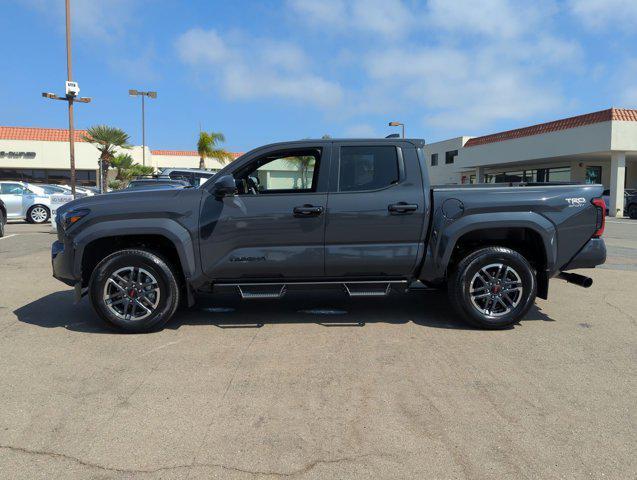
[324,142,427,277]
[199,145,330,280]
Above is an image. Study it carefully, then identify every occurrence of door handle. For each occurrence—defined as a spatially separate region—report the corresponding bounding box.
[293,204,324,217]
[388,202,418,214]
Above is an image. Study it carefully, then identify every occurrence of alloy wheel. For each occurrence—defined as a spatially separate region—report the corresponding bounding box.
[30,206,48,223]
[469,263,523,317]
[102,267,161,321]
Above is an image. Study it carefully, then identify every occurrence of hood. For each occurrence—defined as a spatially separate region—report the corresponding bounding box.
[56,187,194,217]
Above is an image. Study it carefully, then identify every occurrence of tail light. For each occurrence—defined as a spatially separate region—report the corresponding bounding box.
[591,198,605,237]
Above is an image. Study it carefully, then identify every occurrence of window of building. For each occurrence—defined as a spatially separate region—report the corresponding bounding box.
[585,166,602,184]
[339,146,399,192]
[485,166,571,184]
[431,153,438,166]
[0,168,97,186]
[445,150,458,164]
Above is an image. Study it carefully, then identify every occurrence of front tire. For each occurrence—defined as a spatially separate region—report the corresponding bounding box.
[449,246,536,329]
[89,249,180,333]
[27,205,50,224]
[628,204,637,220]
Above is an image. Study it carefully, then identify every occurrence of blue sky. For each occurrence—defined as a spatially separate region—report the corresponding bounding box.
[2,0,637,153]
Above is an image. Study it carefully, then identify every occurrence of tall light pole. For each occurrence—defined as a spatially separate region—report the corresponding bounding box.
[129,90,157,166]
[388,121,405,139]
[41,0,91,198]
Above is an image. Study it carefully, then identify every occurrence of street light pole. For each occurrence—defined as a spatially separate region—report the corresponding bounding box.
[388,121,405,139]
[129,90,157,167]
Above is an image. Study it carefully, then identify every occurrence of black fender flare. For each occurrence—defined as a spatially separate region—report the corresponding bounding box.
[72,218,197,281]
[420,211,557,283]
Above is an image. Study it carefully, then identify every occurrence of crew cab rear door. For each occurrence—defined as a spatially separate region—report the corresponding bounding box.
[199,144,330,280]
[324,141,427,277]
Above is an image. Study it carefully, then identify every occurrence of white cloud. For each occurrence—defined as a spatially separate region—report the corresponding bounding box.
[344,123,379,137]
[20,0,141,39]
[425,0,541,39]
[285,0,580,133]
[569,0,637,30]
[365,44,564,130]
[175,28,344,108]
[287,0,414,38]
[618,60,637,107]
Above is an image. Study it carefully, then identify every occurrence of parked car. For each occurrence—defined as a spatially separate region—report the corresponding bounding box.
[125,177,191,190]
[0,181,51,223]
[160,167,216,186]
[0,197,6,237]
[52,138,607,333]
[601,189,637,217]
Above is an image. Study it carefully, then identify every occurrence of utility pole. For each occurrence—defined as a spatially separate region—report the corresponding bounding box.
[65,0,75,197]
[42,0,91,198]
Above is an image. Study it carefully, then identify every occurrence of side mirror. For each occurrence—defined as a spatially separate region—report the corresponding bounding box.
[213,174,237,198]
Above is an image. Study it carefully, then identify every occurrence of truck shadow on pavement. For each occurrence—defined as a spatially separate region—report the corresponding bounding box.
[14,288,554,334]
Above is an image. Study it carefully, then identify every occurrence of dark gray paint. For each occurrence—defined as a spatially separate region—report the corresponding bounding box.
[52,139,606,298]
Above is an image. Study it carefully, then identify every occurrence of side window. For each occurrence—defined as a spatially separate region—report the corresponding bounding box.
[1,183,25,194]
[235,148,321,194]
[339,146,399,192]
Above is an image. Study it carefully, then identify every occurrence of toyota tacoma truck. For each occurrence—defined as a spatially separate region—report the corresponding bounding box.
[52,139,607,332]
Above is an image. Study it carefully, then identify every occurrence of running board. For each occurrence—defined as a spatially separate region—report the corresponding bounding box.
[215,280,408,299]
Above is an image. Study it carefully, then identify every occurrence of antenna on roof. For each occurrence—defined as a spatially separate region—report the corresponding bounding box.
[385,133,400,138]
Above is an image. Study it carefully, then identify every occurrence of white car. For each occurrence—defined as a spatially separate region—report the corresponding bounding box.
[0,181,52,223]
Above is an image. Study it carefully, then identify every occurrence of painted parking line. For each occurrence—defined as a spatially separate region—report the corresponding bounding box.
[0,234,18,240]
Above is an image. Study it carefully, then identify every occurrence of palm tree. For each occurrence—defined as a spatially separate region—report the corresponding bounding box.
[283,155,316,189]
[110,153,134,181]
[197,131,231,169]
[83,125,131,192]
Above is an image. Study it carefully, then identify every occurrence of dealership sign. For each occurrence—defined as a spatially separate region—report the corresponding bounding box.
[0,151,36,159]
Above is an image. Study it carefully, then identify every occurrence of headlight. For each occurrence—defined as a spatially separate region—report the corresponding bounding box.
[60,208,90,230]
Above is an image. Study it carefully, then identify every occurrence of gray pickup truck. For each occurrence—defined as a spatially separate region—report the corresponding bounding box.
[52,138,607,332]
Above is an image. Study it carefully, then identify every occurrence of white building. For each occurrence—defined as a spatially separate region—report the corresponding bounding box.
[424,108,637,216]
[0,126,242,186]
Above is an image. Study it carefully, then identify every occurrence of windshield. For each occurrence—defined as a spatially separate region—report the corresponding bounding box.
[41,185,66,194]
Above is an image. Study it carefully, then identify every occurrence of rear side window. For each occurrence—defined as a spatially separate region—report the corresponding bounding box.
[339,146,399,192]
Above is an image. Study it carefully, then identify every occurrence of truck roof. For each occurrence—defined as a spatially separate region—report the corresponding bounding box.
[251,138,426,150]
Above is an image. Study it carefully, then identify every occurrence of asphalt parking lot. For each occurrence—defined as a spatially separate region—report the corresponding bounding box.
[0,220,635,479]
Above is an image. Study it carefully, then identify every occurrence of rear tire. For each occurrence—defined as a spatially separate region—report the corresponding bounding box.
[0,213,5,237]
[628,204,637,220]
[89,249,180,333]
[27,205,50,224]
[449,246,536,329]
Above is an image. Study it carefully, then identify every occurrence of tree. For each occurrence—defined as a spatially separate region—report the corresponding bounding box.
[83,125,130,191]
[284,156,316,189]
[110,153,134,181]
[197,131,231,169]
[108,153,154,189]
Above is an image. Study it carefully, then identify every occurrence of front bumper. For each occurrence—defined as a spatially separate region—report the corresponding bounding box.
[561,237,607,271]
[51,239,78,286]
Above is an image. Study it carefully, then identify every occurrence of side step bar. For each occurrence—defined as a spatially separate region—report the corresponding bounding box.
[217,280,408,299]
[237,284,287,299]
[344,282,393,297]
